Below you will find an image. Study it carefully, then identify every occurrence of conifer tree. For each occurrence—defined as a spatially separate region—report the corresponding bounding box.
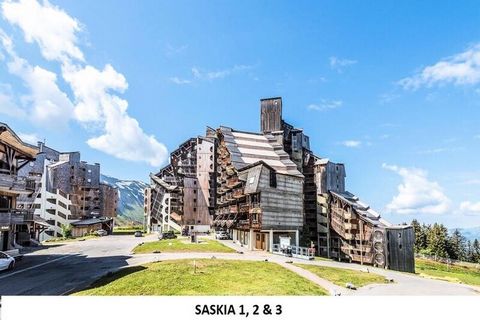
[447,229,466,261]
[427,223,449,258]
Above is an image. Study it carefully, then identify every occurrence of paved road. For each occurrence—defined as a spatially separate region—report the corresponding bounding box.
[1,235,479,296]
[0,235,153,295]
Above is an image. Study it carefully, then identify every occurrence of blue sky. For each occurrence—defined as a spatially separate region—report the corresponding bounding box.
[1,0,480,228]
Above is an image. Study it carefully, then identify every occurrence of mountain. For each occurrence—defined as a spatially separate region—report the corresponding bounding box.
[450,227,480,242]
[100,174,148,226]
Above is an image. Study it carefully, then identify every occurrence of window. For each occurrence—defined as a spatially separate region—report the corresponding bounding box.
[398,232,402,239]
[270,170,277,188]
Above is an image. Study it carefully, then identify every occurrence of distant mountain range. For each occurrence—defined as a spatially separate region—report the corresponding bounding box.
[450,227,480,241]
[100,174,148,226]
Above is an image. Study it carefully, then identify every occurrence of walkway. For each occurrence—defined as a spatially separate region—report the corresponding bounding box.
[131,238,480,296]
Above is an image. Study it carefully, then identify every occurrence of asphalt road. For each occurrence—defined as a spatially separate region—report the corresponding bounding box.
[0,235,152,295]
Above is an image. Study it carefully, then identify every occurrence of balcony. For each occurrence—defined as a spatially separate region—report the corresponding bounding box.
[233,188,244,199]
[0,174,36,194]
[0,209,33,226]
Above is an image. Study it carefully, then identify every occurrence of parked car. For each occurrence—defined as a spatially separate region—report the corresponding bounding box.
[0,252,15,272]
[95,229,108,237]
[134,231,143,237]
[160,231,177,240]
[215,230,230,240]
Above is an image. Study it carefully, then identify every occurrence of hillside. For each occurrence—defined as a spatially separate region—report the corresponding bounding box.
[451,227,480,242]
[100,174,148,226]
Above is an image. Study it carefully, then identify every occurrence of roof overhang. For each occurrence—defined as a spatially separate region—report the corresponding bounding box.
[0,123,38,159]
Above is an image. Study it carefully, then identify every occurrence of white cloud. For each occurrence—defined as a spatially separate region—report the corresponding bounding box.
[2,0,84,62]
[0,83,25,118]
[0,0,168,167]
[0,32,74,128]
[459,201,480,215]
[383,164,451,214]
[169,77,191,85]
[307,99,342,111]
[341,140,361,148]
[191,64,252,80]
[417,147,464,155]
[86,101,168,167]
[18,132,40,144]
[399,43,480,90]
[62,63,128,122]
[329,56,357,72]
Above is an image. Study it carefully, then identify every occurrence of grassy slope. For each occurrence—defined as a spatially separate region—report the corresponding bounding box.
[298,264,387,287]
[75,259,328,296]
[416,258,480,286]
[133,238,236,254]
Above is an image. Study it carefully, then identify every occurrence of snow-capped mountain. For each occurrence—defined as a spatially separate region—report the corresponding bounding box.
[100,174,148,225]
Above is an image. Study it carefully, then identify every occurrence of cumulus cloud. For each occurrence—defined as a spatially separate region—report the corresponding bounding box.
[2,0,84,62]
[0,83,26,118]
[0,30,74,128]
[0,0,168,167]
[18,132,40,144]
[383,164,451,214]
[307,99,342,111]
[399,43,480,90]
[329,56,357,72]
[62,63,128,122]
[341,140,362,148]
[459,201,480,215]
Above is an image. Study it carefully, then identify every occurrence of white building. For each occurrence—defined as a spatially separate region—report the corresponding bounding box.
[18,160,76,241]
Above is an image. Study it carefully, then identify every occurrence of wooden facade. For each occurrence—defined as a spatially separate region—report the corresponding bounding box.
[0,123,39,250]
[146,137,215,232]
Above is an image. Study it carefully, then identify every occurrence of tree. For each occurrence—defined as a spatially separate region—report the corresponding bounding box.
[465,240,474,262]
[447,229,466,261]
[427,223,449,258]
[472,239,480,263]
[61,224,72,239]
[412,219,427,252]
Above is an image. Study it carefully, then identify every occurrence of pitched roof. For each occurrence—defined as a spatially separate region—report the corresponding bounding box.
[330,190,392,227]
[70,217,112,226]
[219,126,303,177]
[0,122,38,158]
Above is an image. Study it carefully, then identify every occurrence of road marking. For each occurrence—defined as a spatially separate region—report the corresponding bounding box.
[0,255,72,280]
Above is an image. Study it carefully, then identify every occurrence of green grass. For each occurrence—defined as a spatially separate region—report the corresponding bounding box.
[133,238,236,254]
[43,235,98,243]
[415,258,480,286]
[297,264,388,288]
[113,226,145,235]
[75,259,328,296]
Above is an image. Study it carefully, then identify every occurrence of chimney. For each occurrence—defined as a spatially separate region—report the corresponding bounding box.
[260,97,282,133]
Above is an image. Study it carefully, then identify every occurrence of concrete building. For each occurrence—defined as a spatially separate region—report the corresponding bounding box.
[16,142,118,240]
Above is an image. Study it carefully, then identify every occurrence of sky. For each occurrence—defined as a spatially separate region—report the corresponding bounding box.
[0,0,480,228]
